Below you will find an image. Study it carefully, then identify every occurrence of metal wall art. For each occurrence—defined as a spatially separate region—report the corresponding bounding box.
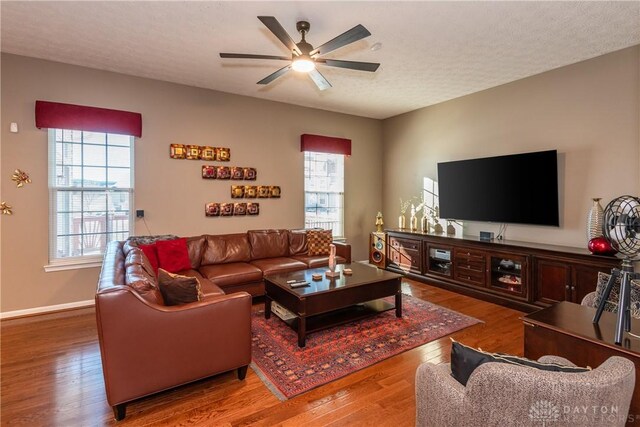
[170,144,231,161]
[202,166,256,180]
[235,185,280,198]
[206,202,259,217]
[11,169,32,188]
[1,201,13,215]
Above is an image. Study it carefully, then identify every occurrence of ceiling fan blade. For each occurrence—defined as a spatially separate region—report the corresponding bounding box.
[318,59,380,72]
[258,16,301,55]
[257,65,291,85]
[220,53,290,61]
[310,24,371,56]
[308,69,332,91]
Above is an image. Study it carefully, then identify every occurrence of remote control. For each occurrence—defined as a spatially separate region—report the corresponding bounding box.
[290,281,309,288]
[286,280,298,284]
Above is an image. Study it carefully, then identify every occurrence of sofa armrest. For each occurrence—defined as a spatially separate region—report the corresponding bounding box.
[415,362,466,427]
[334,241,351,263]
[96,289,251,406]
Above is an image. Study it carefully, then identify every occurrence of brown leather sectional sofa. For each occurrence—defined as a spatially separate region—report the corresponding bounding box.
[95,229,351,420]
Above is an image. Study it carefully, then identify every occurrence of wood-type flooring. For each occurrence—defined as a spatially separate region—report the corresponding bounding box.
[1,279,524,426]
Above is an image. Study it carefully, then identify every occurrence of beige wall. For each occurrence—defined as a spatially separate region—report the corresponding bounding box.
[382,46,640,248]
[0,53,382,312]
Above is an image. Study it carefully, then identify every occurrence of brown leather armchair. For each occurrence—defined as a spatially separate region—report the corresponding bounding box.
[96,241,251,420]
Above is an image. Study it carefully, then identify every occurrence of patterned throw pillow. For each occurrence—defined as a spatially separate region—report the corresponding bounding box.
[157,268,203,306]
[307,229,332,256]
[592,272,640,318]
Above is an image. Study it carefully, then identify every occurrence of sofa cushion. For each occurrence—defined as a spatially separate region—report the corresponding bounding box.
[292,255,347,269]
[450,340,590,386]
[156,238,192,273]
[203,234,251,265]
[157,268,202,306]
[308,229,332,256]
[288,229,308,256]
[177,269,225,298]
[125,263,164,305]
[248,229,289,260]
[138,244,159,276]
[125,248,157,283]
[199,262,263,288]
[250,257,308,275]
[186,236,206,269]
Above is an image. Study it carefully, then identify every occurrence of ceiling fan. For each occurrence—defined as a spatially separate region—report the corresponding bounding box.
[220,16,380,90]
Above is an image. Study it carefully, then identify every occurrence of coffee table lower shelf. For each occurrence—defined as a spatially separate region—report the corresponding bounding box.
[278,299,395,335]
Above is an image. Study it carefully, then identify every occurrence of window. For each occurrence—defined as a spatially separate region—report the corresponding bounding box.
[48,129,133,267]
[304,152,344,237]
[423,177,463,235]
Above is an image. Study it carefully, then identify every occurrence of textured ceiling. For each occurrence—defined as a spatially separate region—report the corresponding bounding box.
[1,1,639,119]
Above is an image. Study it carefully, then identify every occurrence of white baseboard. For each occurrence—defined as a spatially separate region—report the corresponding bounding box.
[0,299,95,320]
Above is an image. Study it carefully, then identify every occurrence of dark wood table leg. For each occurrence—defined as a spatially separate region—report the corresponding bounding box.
[298,316,306,348]
[265,296,272,319]
[395,288,402,318]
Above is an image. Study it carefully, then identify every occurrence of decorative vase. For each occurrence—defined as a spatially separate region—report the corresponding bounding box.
[421,215,430,233]
[410,215,418,232]
[446,221,456,235]
[398,214,406,229]
[587,198,604,240]
[433,220,443,234]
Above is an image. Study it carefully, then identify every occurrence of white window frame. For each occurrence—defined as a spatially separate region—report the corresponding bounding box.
[304,151,345,238]
[45,129,134,271]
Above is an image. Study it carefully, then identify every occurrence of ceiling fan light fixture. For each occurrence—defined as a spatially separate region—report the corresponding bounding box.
[292,56,315,73]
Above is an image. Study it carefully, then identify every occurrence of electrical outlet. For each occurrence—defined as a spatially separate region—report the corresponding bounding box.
[136,210,145,218]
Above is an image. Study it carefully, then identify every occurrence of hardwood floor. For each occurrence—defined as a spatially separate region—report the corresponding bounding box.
[1,280,524,426]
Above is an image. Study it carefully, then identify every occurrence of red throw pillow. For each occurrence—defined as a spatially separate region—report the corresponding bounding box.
[156,238,192,273]
[139,243,159,276]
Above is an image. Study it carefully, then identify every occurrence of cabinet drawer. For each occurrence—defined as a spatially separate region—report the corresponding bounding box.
[389,237,421,251]
[389,247,421,272]
[455,268,486,286]
[454,247,485,262]
[456,261,485,274]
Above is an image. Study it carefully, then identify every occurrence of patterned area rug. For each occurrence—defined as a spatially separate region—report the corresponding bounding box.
[250,294,481,400]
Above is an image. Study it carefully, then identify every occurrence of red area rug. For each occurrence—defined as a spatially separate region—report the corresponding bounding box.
[250,294,481,399]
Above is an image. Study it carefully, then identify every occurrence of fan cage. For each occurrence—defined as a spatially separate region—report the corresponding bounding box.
[603,195,640,258]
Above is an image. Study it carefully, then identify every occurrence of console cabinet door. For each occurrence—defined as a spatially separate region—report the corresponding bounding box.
[535,258,571,305]
[388,236,422,274]
[572,263,612,303]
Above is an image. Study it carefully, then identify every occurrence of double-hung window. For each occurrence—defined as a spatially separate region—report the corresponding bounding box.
[48,129,134,268]
[304,151,344,238]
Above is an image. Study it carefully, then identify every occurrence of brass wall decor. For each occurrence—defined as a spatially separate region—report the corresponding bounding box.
[169,144,186,159]
[200,146,216,161]
[216,147,231,161]
[243,168,257,180]
[217,166,231,179]
[231,167,244,180]
[205,203,220,216]
[11,169,32,188]
[220,203,233,216]
[186,145,200,160]
[170,145,231,161]
[1,201,13,215]
[233,203,247,216]
[257,186,270,198]
[247,203,260,215]
[244,186,257,198]
[270,186,281,198]
[202,165,217,179]
[231,185,245,198]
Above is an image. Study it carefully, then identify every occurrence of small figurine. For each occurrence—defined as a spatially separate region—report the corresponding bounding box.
[375,211,384,233]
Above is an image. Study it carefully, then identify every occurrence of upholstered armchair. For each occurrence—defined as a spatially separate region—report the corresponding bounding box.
[415,356,635,427]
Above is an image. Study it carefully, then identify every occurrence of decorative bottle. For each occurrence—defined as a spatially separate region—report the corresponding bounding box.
[421,214,430,233]
[410,204,417,231]
[398,214,406,229]
[328,244,336,273]
[587,198,604,240]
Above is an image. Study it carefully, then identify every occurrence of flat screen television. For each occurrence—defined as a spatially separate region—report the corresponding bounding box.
[437,150,559,226]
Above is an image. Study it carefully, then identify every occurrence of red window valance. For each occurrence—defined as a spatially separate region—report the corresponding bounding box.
[300,133,351,156]
[35,100,142,137]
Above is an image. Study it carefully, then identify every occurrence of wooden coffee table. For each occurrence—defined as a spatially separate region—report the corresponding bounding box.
[264,263,403,347]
